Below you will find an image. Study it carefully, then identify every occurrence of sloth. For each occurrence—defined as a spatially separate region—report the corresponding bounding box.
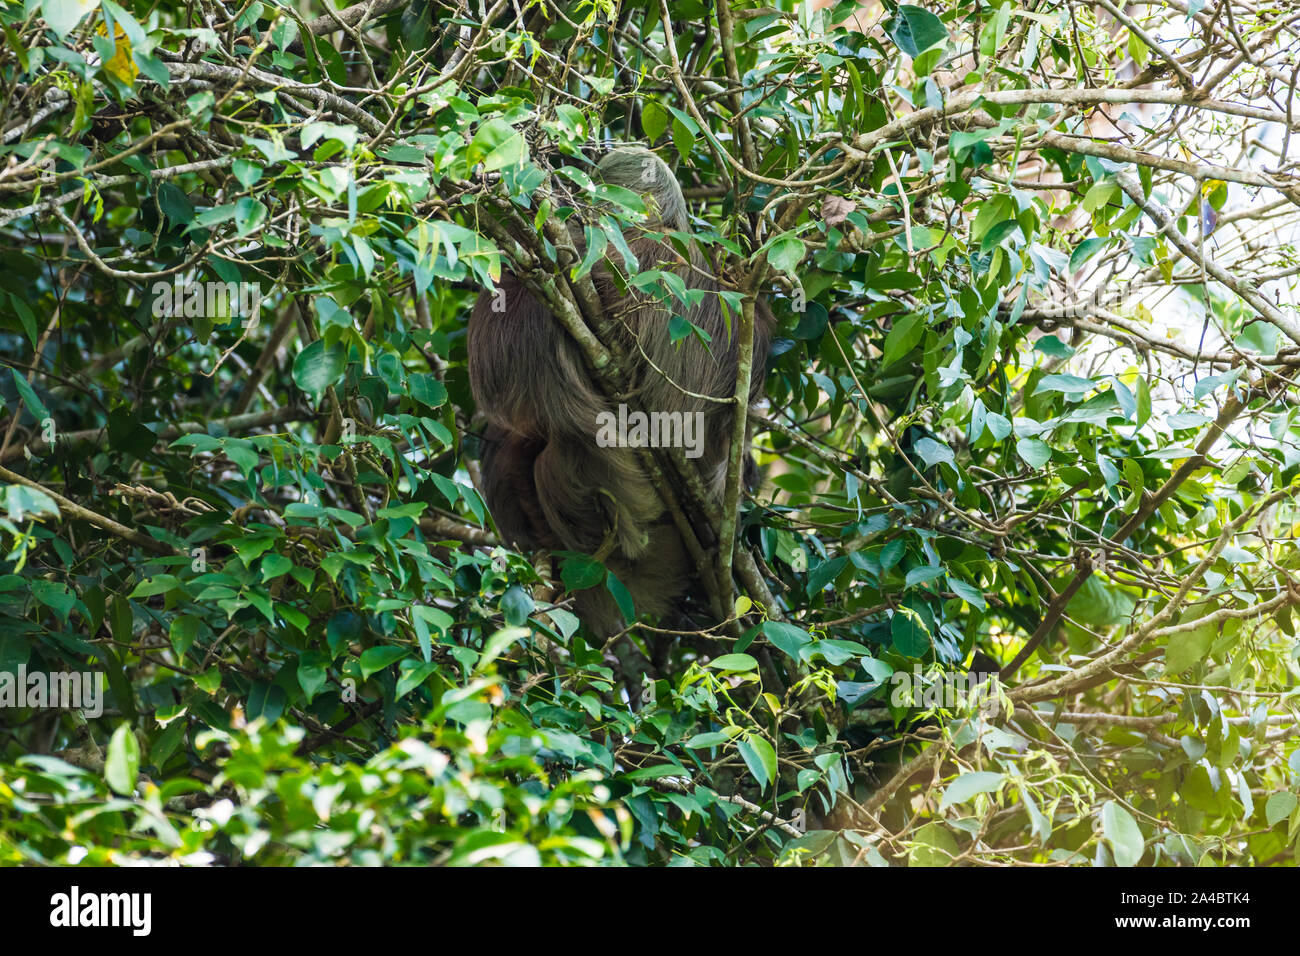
[468,147,773,636]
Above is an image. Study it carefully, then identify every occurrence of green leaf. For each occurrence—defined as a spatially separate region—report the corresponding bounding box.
[891,603,931,657]
[913,436,954,469]
[477,625,530,671]
[890,5,948,57]
[169,616,199,659]
[767,233,805,273]
[605,571,635,623]
[3,484,59,521]
[909,821,959,866]
[501,584,534,626]
[948,578,986,610]
[1135,376,1152,428]
[232,159,262,188]
[31,580,76,621]
[1034,335,1075,360]
[9,368,49,421]
[1194,370,1241,400]
[358,646,407,678]
[1067,575,1134,628]
[1082,181,1119,213]
[684,731,733,749]
[1100,801,1145,867]
[292,339,346,396]
[671,118,695,161]
[301,121,357,152]
[978,219,1021,253]
[1034,374,1096,396]
[985,411,1012,441]
[471,118,528,172]
[1070,237,1108,272]
[708,653,758,672]
[260,553,293,582]
[641,101,669,142]
[904,565,945,588]
[938,771,1003,811]
[235,197,267,237]
[104,723,140,795]
[409,373,447,409]
[1016,438,1052,469]
[1218,544,1255,564]
[41,0,99,39]
[1165,621,1215,674]
[157,183,194,225]
[881,313,924,367]
[129,574,180,598]
[762,621,812,659]
[411,605,452,658]
[1265,791,1297,827]
[561,556,605,591]
[395,660,439,699]
[738,734,777,791]
[8,293,38,347]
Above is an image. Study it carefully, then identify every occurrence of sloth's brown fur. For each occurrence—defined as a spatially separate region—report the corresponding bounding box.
[468,147,773,635]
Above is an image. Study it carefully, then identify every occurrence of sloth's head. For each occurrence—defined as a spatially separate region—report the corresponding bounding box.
[596,146,689,232]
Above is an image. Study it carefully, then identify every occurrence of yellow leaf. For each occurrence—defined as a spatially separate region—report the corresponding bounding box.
[98,21,137,85]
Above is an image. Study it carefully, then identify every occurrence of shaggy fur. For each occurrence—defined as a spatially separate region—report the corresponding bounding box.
[468,147,773,635]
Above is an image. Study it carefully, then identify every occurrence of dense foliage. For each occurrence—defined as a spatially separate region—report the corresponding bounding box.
[1,0,1299,866]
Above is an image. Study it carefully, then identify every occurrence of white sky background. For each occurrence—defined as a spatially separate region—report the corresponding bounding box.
[1014,7,1300,466]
